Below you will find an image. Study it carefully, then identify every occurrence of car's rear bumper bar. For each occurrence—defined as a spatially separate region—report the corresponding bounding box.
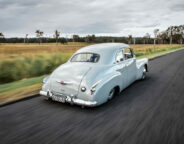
[39,90,97,107]
[40,90,47,96]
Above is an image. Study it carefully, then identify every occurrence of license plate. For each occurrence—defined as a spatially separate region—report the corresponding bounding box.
[52,95,66,103]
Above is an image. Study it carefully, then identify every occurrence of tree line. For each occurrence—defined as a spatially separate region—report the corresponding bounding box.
[0,25,184,44]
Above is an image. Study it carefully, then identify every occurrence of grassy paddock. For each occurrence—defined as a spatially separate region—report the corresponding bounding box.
[132,44,184,56]
[0,42,90,60]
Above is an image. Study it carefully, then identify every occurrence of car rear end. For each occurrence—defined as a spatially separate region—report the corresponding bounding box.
[39,63,98,107]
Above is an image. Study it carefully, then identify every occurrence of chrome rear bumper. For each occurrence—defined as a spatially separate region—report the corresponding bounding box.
[40,90,47,96]
[39,90,97,107]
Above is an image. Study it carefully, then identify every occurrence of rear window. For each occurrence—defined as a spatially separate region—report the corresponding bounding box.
[71,53,100,63]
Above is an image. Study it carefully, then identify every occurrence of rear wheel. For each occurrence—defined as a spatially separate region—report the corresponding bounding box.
[108,88,115,100]
[44,96,51,101]
[142,66,147,80]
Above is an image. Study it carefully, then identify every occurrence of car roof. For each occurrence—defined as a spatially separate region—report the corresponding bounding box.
[71,43,131,65]
[76,43,130,54]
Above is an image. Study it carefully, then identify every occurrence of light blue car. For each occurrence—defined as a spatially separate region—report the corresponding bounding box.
[40,43,148,107]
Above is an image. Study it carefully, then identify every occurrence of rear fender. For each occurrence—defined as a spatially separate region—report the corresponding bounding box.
[94,73,121,105]
[136,58,148,80]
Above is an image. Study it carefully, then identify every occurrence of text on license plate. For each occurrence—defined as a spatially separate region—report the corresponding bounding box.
[52,95,66,103]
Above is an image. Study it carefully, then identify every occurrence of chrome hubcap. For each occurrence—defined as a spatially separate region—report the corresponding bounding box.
[109,88,115,99]
[142,67,146,79]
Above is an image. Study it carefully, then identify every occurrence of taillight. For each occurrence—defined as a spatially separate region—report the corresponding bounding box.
[60,81,65,85]
[90,80,101,95]
[90,89,95,95]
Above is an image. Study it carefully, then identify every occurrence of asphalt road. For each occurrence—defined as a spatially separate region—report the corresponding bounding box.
[0,49,184,144]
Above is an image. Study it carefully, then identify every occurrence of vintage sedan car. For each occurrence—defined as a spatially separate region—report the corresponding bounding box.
[40,43,148,107]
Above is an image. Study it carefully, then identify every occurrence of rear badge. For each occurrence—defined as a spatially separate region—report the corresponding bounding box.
[56,80,73,85]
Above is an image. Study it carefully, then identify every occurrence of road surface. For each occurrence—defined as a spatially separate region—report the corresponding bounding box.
[0,49,184,144]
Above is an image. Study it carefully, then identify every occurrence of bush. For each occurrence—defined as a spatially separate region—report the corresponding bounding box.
[0,53,71,84]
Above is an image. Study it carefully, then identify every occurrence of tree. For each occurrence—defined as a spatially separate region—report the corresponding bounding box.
[60,38,67,44]
[24,34,29,44]
[0,32,4,38]
[54,30,60,45]
[0,32,4,43]
[128,35,132,44]
[158,31,168,44]
[133,37,136,45]
[168,26,173,44]
[143,33,150,44]
[146,33,151,41]
[85,35,96,43]
[166,26,180,44]
[178,25,184,44]
[153,29,159,45]
[72,35,80,42]
[35,30,44,44]
[91,34,96,42]
[143,36,146,44]
[85,35,90,43]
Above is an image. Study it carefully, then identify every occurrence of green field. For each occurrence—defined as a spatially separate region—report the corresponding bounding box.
[0,43,184,104]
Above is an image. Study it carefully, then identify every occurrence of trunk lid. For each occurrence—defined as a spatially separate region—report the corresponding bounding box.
[50,63,91,96]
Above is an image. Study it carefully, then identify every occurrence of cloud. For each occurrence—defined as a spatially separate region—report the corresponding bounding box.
[0,0,183,37]
[171,4,184,12]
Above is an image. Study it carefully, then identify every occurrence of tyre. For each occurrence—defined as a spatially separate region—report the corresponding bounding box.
[108,87,115,100]
[44,96,51,101]
[142,66,147,80]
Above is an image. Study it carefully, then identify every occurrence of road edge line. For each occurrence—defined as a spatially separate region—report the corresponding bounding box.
[0,94,40,108]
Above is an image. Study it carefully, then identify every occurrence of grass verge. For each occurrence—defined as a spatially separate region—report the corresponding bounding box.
[0,46,184,105]
[137,46,184,59]
[0,75,46,104]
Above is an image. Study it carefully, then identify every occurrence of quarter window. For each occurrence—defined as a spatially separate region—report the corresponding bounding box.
[116,50,123,63]
[124,48,134,60]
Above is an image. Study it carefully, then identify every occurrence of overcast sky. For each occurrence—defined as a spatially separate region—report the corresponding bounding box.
[0,0,183,37]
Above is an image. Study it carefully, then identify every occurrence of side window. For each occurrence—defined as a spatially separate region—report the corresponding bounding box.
[116,50,123,63]
[124,48,134,60]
